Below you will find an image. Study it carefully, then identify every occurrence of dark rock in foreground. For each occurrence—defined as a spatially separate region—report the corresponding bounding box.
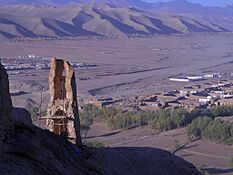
[0,123,201,175]
[11,108,33,126]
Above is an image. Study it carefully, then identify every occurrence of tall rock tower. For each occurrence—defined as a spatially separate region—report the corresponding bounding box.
[46,58,82,146]
[0,62,13,142]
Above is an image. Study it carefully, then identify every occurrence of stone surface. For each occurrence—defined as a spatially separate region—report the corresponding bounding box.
[0,62,13,142]
[0,123,202,175]
[11,108,33,126]
[46,58,82,146]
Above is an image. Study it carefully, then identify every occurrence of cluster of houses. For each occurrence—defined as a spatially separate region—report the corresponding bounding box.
[3,62,50,71]
[1,54,97,72]
[76,71,233,112]
[1,55,50,71]
[79,97,121,109]
[80,79,233,112]
[79,96,142,111]
[140,81,233,111]
[169,73,221,82]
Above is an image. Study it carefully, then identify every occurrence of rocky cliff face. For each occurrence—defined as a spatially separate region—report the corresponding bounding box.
[0,62,13,142]
[0,61,202,175]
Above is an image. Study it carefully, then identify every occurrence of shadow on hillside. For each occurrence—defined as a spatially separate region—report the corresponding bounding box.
[86,131,121,139]
[183,144,199,150]
[98,131,121,137]
[202,168,233,175]
[0,17,36,37]
[84,146,201,175]
[11,91,28,96]
[92,7,147,35]
[0,122,202,175]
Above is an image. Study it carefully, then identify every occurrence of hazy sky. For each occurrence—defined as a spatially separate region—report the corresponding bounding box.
[144,0,233,6]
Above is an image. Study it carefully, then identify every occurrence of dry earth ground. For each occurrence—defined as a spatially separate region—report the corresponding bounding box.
[1,34,233,109]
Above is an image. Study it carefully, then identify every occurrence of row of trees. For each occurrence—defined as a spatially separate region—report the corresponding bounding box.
[27,102,233,142]
[83,141,105,148]
[190,105,233,119]
[27,106,47,118]
[79,104,193,132]
[187,117,233,145]
[80,104,233,131]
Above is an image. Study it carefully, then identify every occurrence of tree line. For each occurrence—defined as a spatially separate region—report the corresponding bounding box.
[187,117,233,145]
[28,103,233,145]
[79,104,233,141]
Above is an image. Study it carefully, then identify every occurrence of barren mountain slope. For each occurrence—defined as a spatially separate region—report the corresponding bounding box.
[148,0,233,31]
[0,3,228,39]
[0,0,152,8]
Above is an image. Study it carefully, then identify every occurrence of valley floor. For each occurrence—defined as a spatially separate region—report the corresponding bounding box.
[1,34,233,110]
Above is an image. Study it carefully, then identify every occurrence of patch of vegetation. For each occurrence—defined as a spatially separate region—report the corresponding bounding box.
[197,168,210,175]
[230,156,233,167]
[81,104,233,144]
[190,105,233,119]
[26,106,47,117]
[83,141,106,148]
[187,117,233,145]
[81,104,192,131]
[201,170,210,175]
[174,139,181,150]
[149,108,192,132]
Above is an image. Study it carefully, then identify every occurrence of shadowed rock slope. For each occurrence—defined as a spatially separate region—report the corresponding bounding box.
[0,61,201,175]
[0,3,228,39]
[0,123,202,175]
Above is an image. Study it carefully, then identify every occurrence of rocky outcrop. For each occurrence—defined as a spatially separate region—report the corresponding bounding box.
[0,62,13,142]
[11,108,33,126]
[0,123,202,175]
[46,58,82,146]
[0,123,103,175]
[88,147,201,175]
[0,62,32,141]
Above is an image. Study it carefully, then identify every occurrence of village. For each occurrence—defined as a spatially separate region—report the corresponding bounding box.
[3,54,233,114]
[80,72,233,112]
[0,54,97,73]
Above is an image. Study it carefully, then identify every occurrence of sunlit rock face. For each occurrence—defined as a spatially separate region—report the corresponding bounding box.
[0,62,13,142]
[46,58,82,146]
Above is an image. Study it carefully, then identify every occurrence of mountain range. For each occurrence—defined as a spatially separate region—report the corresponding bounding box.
[0,0,153,8]
[1,0,233,10]
[0,0,232,39]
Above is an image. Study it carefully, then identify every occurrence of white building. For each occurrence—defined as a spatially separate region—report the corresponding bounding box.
[170,78,190,82]
[186,76,204,81]
[199,96,212,103]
